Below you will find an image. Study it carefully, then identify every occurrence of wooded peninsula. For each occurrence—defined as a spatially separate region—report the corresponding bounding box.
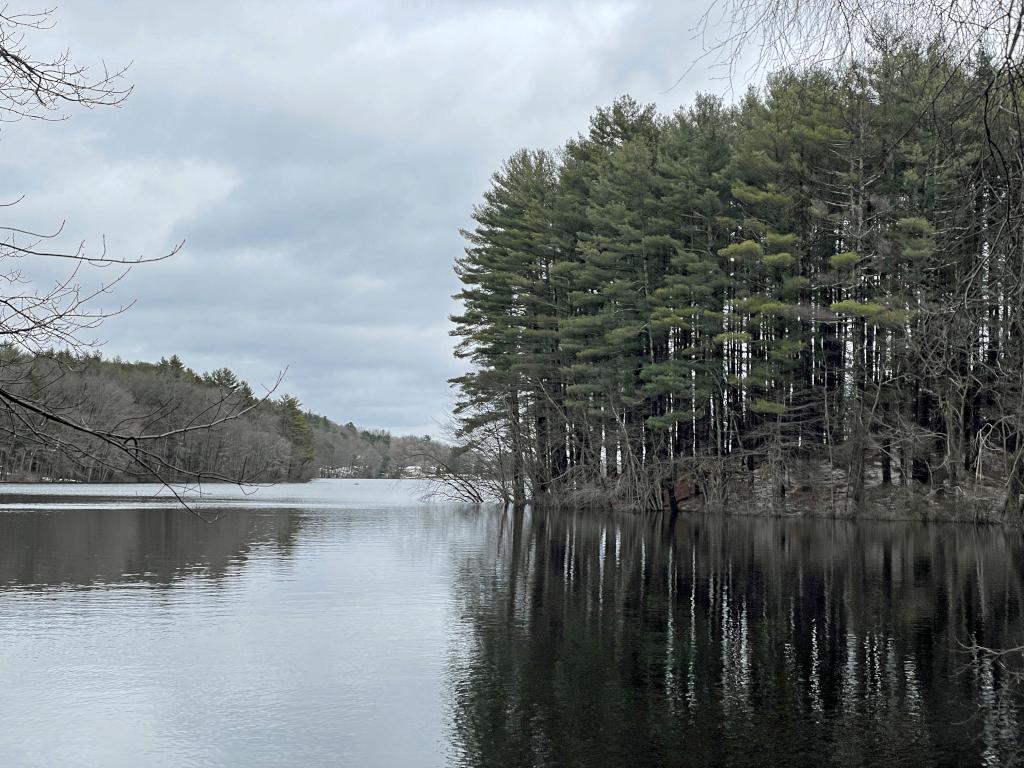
[447,44,1024,521]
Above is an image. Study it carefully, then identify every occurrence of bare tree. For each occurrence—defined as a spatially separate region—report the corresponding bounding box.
[0,7,276,511]
[418,410,519,505]
[694,0,1024,77]
[0,7,130,121]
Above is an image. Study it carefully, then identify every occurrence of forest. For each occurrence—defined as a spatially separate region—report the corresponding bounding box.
[450,42,1024,520]
[0,349,440,484]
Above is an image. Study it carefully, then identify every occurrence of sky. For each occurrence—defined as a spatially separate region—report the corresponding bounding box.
[0,0,736,436]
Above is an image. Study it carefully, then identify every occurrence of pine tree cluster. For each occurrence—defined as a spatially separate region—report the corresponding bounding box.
[452,44,1024,518]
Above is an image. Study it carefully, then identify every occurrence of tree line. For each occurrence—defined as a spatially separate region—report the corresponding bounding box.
[450,42,1024,519]
[0,349,440,484]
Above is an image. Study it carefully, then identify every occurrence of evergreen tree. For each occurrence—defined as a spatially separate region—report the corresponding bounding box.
[449,46,1024,519]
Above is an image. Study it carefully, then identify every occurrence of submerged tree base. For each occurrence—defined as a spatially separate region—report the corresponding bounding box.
[431,458,1022,526]
[612,486,1012,526]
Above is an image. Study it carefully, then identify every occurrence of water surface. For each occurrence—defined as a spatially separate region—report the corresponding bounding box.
[0,481,1021,766]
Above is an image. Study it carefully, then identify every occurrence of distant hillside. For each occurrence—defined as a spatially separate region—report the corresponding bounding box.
[0,348,443,484]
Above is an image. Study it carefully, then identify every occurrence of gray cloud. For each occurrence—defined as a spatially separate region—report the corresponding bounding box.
[0,0,725,435]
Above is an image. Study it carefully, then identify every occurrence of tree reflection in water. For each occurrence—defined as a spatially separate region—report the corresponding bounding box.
[448,510,1024,767]
[0,507,303,588]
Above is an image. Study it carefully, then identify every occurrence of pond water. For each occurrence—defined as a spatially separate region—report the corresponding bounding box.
[0,480,1021,767]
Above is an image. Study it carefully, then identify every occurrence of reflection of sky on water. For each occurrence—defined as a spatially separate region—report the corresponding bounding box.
[0,481,460,767]
[0,478,429,510]
[0,486,1021,767]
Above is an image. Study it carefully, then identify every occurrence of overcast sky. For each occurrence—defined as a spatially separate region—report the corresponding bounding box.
[0,0,736,436]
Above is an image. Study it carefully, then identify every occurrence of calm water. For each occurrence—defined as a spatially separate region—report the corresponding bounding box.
[0,480,1022,767]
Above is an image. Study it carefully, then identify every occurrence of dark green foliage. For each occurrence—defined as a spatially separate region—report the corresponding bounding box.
[450,49,1024,517]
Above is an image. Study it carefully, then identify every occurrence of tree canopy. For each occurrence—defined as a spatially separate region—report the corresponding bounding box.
[450,42,1024,519]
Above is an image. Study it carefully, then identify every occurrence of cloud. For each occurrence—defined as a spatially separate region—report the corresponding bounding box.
[0,0,719,436]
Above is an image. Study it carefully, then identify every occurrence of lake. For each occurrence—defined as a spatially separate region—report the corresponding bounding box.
[0,480,1021,766]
